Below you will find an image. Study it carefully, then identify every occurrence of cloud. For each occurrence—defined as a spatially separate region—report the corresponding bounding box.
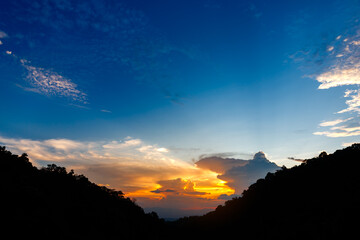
[287,157,306,163]
[150,189,176,194]
[20,59,88,103]
[0,135,280,218]
[338,89,360,113]
[100,109,112,113]
[314,114,360,137]
[316,66,360,90]
[0,135,235,218]
[102,139,142,149]
[0,30,8,38]
[342,142,357,147]
[217,194,241,200]
[151,178,207,196]
[312,26,360,139]
[2,0,195,104]
[319,117,353,127]
[314,131,360,137]
[196,156,247,174]
[327,46,334,52]
[195,152,280,195]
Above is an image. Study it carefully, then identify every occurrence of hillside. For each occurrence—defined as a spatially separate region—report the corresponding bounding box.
[0,146,163,239]
[2,144,360,239]
[172,144,360,240]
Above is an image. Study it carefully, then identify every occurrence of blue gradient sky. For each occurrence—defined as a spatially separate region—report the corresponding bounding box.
[1,0,360,218]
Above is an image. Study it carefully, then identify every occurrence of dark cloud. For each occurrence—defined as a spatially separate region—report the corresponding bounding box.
[152,178,208,196]
[77,163,191,194]
[150,189,176,194]
[196,152,280,195]
[217,193,241,200]
[288,157,305,163]
[196,156,247,174]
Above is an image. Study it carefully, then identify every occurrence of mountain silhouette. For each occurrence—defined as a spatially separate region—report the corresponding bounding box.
[0,146,163,239]
[1,144,360,239]
[171,144,360,240]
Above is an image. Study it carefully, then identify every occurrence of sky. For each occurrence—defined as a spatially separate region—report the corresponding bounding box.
[1,0,360,218]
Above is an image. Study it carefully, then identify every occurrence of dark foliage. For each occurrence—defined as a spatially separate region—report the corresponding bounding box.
[170,144,360,240]
[0,146,163,239]
[2,144,360,239]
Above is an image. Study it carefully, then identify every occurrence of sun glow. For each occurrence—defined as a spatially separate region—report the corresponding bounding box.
[126,169,235,201]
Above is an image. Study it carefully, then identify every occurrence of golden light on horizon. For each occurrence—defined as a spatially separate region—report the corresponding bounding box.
[125,168,235,201]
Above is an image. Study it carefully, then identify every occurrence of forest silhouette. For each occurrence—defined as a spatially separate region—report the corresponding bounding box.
[0,146,163,239]
[1,144,360,239]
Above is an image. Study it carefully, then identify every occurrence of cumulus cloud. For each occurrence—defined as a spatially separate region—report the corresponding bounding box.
[151,178,207,196]
[196,157,247,174]
[0,134,280,217]
[195,152,280,195]
[0,135,234,217]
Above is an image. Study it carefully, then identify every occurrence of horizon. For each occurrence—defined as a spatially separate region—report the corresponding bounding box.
[1,0,360,218]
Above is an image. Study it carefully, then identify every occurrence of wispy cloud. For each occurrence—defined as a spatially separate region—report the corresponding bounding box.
[342,142,357,147]
[313,25,360,138]
[20,59,88,103]
[102,139,142,149]
[319,117,353,127]
[4,43,88,104]
[0,30,8,39]
[316,65,360,90]
[313,130,360,138]
[338,89,360,113]
[3,0,195,105]
[100,109,112,113]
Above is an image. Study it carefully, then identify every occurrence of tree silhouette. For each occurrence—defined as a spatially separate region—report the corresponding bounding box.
[170,144,360,240]
[0,146,164,239]
[2,144,360,239]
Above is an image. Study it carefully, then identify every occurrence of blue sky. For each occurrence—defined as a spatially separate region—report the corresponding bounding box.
[1,0,360,218]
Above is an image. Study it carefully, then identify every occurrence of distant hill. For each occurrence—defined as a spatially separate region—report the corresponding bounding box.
[2,144,360,239]
[0,146,163,239]
[171,144,360,240]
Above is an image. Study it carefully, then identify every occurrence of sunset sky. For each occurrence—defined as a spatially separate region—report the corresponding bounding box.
[1,0,360,218]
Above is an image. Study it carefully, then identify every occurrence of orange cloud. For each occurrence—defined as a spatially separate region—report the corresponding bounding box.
[0,135,279,218]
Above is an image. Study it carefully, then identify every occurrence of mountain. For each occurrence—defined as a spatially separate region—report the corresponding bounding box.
[171,144,360,240]
[2,144,360,239]
[0,146,163,239]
